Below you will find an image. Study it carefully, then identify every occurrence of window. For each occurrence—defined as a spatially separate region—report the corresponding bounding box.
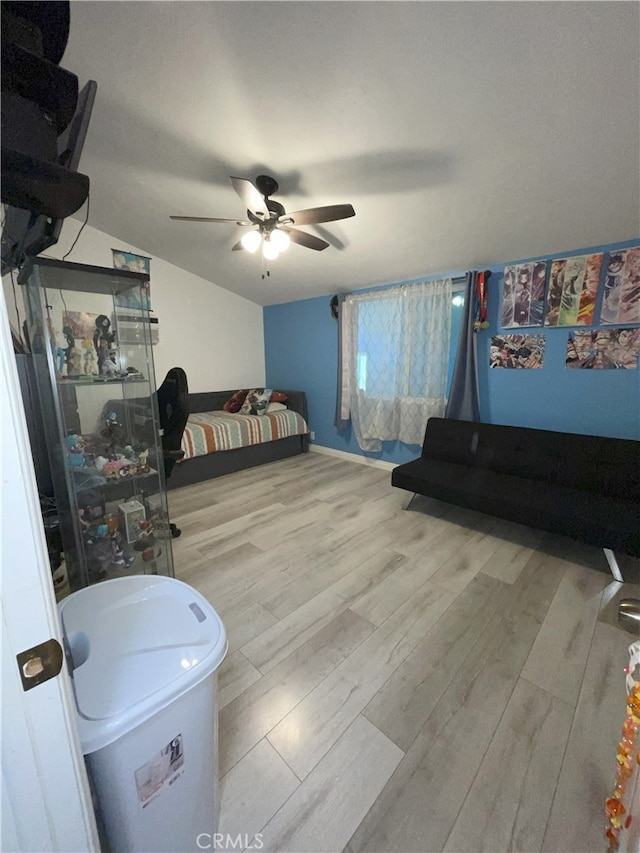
[340,279,455,451]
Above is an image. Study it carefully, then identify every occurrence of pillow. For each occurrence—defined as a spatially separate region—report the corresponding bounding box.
[270,390,288,403]
[266,402,287,413]
[223,390,248,413]
[240,388,273,415]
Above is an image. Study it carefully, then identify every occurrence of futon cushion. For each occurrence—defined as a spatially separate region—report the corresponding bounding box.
[392,457,640,555]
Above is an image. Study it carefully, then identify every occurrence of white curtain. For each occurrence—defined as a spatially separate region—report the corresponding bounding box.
[341,279,453,451]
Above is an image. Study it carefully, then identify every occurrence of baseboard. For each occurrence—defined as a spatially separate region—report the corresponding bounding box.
[309,444,396,472]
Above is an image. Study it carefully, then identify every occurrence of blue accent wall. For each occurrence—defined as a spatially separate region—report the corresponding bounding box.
[264,238,640,464]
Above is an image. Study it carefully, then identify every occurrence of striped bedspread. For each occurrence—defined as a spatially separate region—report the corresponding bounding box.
[180,410,309,460]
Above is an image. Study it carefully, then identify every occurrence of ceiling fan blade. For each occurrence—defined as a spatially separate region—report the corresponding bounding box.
[281,227,329,251]
[229,176,270,220]
[279,204,355,227]
[170,215,251,225]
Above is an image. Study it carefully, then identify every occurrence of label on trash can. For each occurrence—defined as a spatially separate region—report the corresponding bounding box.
[135,734,184,808]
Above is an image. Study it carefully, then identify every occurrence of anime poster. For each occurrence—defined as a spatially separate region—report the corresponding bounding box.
[600,246,640,325]
[501,261,547,329]
[64,310,99,342]
[112,249,152,309]
[566,327,640,369]
[490,334,545,368]
[544,253,603,327]
[501,262,546,328]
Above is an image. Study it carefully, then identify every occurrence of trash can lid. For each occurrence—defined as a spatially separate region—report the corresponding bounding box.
[59,576,227,752]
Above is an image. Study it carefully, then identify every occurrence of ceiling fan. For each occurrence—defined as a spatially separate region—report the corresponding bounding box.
[170,174,355,260]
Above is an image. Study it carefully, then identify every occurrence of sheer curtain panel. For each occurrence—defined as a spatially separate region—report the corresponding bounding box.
[340,279,453,452]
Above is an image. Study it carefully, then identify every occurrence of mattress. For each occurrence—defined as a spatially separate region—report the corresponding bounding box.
[180,409,309,460]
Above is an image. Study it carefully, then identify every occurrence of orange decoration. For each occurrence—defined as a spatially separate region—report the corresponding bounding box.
[606,798,626,818]
[605,649,640,851]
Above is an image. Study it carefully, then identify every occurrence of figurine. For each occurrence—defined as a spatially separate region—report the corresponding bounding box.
[101,412,124,455]
[66,434,86,467]
[137,445,150,473]
[97,341,118,377]
[81,339,99,375]
[93,315,120,376]
[110,528,134,569]
[123,444,137,461]
[93,314,115,352]
[67,347,83,377]
[85,525,112,578]
[63,325,75,351]
[48,319,69,374]
[133,519,155,551]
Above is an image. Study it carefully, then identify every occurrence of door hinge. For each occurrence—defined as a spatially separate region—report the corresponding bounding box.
[16,638,63,691]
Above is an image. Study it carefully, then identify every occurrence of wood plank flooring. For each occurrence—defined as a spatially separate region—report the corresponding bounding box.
[168,452,640,853]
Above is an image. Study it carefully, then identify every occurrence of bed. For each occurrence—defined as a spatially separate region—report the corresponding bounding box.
[166,389,310,489]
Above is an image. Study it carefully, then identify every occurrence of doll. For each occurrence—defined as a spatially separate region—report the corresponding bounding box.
[81,339,99,375]
[47,319,69,374]
[98,342,120,377]
[67,347,83,377]
[93,315,120,376]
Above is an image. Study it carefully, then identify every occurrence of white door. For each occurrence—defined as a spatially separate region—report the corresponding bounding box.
[1,285,99,852]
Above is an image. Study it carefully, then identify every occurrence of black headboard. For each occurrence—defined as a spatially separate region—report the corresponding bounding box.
[188,389,308,424]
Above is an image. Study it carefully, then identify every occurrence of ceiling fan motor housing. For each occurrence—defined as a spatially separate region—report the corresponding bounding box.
[248,198,286,232]
[255,174,279,198]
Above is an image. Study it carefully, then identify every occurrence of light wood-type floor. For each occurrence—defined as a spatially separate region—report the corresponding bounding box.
[168,452,640,853]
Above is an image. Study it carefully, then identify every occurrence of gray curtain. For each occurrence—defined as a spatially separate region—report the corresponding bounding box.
[445,270,481,422]
[334,293,350,433]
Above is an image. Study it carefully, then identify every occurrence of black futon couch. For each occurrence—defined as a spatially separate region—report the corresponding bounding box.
[392,418,640,576]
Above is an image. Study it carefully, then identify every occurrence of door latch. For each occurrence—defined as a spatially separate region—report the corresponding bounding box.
[16,638,63,691]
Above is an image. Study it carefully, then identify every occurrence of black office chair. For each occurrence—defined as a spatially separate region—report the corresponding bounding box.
[156,367,189,537]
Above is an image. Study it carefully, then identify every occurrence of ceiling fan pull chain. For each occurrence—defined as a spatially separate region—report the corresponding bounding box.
[261,252,270,280]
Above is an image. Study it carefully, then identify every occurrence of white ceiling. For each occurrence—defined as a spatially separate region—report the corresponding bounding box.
[62,1,640,306]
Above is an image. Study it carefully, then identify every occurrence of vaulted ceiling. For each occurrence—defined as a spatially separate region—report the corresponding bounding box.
[62,1,639,306]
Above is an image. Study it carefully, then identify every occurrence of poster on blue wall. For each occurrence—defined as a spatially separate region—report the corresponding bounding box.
[490,334,545,368]
[600,246,640,325]
[566,328,640,369]
[544,253,603,326]
[501,262,546,328]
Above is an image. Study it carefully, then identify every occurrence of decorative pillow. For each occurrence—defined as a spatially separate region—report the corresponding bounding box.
[270,390,288,403]
[240,388,273,415]
[266,402,287,413]
[223,390,248,413]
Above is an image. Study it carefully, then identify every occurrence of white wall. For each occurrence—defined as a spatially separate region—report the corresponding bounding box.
[4,219,266,393]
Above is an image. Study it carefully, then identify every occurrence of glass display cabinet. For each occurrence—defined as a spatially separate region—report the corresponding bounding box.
[20,257,174,595]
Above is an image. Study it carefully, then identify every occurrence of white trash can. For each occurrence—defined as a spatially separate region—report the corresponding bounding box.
[59,575,227,852]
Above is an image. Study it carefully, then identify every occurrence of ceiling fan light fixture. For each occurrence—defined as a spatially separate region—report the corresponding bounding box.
[240,230,262,253]
[262,238,279,261]
[270,229,291,252]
